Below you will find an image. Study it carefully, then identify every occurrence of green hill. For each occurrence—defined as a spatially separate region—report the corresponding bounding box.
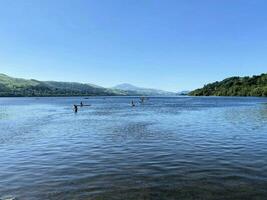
[0,74,124,97]
[189,73,267,97]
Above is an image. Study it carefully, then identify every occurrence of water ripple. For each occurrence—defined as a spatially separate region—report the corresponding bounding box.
[1,97,267,199]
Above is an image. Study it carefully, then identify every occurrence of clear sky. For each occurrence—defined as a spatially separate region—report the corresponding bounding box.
[0,0,266,92]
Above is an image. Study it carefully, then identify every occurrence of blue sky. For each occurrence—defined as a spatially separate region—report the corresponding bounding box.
[0,0,266,91]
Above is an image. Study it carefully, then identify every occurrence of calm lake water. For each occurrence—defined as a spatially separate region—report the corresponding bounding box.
[1,97,267,200]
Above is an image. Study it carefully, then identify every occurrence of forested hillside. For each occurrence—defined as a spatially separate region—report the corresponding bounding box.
[0,74,124,97]
[190,73,267,97]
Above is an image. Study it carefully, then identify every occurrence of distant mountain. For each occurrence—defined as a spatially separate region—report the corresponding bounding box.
[113,83,174,96]
[189,73,267,97]
[0,74,124,97]
[176,90,191,95]
[113,83,142,91]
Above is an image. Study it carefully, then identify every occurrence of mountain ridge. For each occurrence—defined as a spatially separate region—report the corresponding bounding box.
[113,83,174,96]
[0,74,173,97]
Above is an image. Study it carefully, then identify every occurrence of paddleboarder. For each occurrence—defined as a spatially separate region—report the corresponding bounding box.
[74,105,78,113]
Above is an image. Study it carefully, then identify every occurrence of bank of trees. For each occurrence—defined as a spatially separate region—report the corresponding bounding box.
[190,73,267,97]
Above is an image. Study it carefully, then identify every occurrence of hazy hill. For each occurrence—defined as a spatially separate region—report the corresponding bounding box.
[176,90,191,95]
[0,74,124,97]
[113,83,174,96]
[189,73,267,97]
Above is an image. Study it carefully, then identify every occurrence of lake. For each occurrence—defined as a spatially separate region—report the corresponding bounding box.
[0,96,267,200]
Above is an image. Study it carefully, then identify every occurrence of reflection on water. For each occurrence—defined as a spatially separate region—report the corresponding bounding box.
[0,97,267,200]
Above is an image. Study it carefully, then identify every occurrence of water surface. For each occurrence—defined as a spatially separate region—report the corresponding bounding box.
[1,97,267,200]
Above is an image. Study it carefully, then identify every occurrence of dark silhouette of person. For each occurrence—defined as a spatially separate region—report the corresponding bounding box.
[74,105,78,113]
[131,100,135,107]
[80,101,83,107]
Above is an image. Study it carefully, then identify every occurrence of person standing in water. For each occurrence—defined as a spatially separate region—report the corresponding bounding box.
[74,105,78,113]
[131,100,135,107]
[80,101,83,107]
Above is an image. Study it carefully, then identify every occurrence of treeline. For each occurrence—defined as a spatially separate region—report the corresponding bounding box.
[0,85,116,97]
[190,73,267,97]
